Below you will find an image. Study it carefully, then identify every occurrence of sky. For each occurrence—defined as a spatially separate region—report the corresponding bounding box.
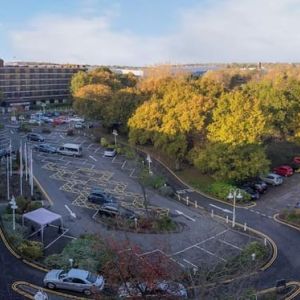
[1,0,300,66]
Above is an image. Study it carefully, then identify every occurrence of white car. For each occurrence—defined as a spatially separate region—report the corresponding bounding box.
[28,118,42,125]
[69,117,85,123]
[74,122,85,129]
[104,148,116,157]
[43,268,105,296]
[260,173,283,186]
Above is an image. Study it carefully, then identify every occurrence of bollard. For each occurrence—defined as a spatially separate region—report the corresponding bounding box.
[264,237,267,246]
[211,209,214,218]
[243,223,247,231]
[186,196,189,206]
[195,201,198,208]
[134,217,138,229]
[251,253,256,261]
[226,215,229,223]
[177,194,181,201]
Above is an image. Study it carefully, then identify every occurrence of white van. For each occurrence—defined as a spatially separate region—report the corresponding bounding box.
[57,143,82,157]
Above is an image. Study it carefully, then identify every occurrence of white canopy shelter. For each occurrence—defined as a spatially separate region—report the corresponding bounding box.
[22,208,63,243]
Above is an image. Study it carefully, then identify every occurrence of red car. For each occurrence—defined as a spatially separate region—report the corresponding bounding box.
[273,165,293,177]
[293,157,300,164]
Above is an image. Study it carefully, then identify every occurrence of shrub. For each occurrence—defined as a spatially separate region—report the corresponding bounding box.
[0,123,4,129]
[27,201,43,212]
[158,185,174,197]
[141,172,166,189]
[18,240,43,260]
[66,129,74,136]
[207,182,250,202]
[100,137,109,147]
[15,196,30,214]
[154,216,177,232]
[19,124,32,133]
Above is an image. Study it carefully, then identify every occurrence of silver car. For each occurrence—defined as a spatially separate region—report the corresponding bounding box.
[43,268,105,296]
[259,173,283,186]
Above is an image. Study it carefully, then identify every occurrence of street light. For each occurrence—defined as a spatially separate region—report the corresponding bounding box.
[227,188,243,227]
[146,154,152,175]
[9,195,18,231]
[112,129,118,147]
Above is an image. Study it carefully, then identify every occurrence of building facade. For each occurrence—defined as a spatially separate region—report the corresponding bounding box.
[0,60,86,110]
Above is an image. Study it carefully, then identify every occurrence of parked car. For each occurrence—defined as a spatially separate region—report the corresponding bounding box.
[260,173,283,186]
[28,118,42,125]
[118,281,188,298]
[33,143,56,153]
[88,188,117,205]
[43,268,104,296]
[74,122,85,129]
[104,147,116,157]
[27,133,45,142]
[239,179,268,194]
[0,148,9,159]
[240,187,260,200]
[97,202,137,220]
[273,165,293,177]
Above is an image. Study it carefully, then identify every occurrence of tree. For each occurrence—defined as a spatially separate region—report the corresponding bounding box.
[102,239,184,299]
[73,84,112,119]
[70,71,90,95]
[207,88,267,145]
[192,143,270,181]
[128,77,214,167]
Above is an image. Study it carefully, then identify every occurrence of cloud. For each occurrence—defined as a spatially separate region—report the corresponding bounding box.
[8,0,300,65]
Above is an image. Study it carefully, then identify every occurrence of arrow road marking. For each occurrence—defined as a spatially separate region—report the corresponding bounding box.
[209,204,233,214]
[175,210,196,222]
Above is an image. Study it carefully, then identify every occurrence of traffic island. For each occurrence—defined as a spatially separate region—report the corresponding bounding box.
[274,210,300,231]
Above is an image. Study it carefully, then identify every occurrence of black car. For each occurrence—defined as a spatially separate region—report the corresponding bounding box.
[87,188,117,205]
[97,202,136,220]
[27,133,45,142]
[33,143,56,153]
[241,187,260,200]
[0,149,9,159]
[241,179,268,194]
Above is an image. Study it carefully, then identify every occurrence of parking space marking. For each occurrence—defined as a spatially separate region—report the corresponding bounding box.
[172,229,228,256]
[195,245,227,262]
[219,239,242,250]
[59,134,64,139]
[183,259,199,269]
[94,147,101,153]
[89,155,97,162]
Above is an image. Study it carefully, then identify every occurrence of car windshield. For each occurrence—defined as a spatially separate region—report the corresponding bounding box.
[58,271,67,279]
[87,272,97,283]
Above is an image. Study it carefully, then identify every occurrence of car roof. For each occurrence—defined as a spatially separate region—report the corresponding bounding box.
[67,269,89,279]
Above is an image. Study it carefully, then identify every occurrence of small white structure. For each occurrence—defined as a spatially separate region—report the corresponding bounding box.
[22,208,63,243]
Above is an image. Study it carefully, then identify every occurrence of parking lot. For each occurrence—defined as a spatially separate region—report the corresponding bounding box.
[12,124,264,270]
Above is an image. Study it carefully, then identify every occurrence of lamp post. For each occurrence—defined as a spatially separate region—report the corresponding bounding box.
[146,154,152,175]
[227,188,243,227]
[112,129,118,147]
[9,195,18,231]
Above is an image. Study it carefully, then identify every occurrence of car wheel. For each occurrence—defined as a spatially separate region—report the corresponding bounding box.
[83,289,92,296]
[47,282,56,289]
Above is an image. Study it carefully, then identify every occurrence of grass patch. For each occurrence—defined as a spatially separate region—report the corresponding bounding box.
[280,209,300,226]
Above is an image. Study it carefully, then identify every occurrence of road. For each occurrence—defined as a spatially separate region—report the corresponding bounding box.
[1,121,300,298]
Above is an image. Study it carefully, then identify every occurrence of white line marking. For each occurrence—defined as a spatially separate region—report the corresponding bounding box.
[219,239,242,250]
[183,259,198,269]
[170,258,185,268]
[139,249,161,256]
[255,211,261,214]
[94,148,101,153]
[87,143,94,149]
[261,213,266,217]
[10,130,14,134]
[175,210,196,222]
[59,134,64,139]
[172,229,228,256]
[89,155,97,162]
[209,204,233,214]
[195,245,227,262]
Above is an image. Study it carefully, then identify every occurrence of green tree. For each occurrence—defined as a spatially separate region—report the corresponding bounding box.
[70,71,90,95]
[192,143,270,181]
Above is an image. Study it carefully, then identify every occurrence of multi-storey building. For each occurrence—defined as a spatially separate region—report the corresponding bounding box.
[0,59,86,111]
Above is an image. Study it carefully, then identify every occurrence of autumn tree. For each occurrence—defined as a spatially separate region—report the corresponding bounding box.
[102,239,184,298]
[128,77,215,168]
[207,87,267,145]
